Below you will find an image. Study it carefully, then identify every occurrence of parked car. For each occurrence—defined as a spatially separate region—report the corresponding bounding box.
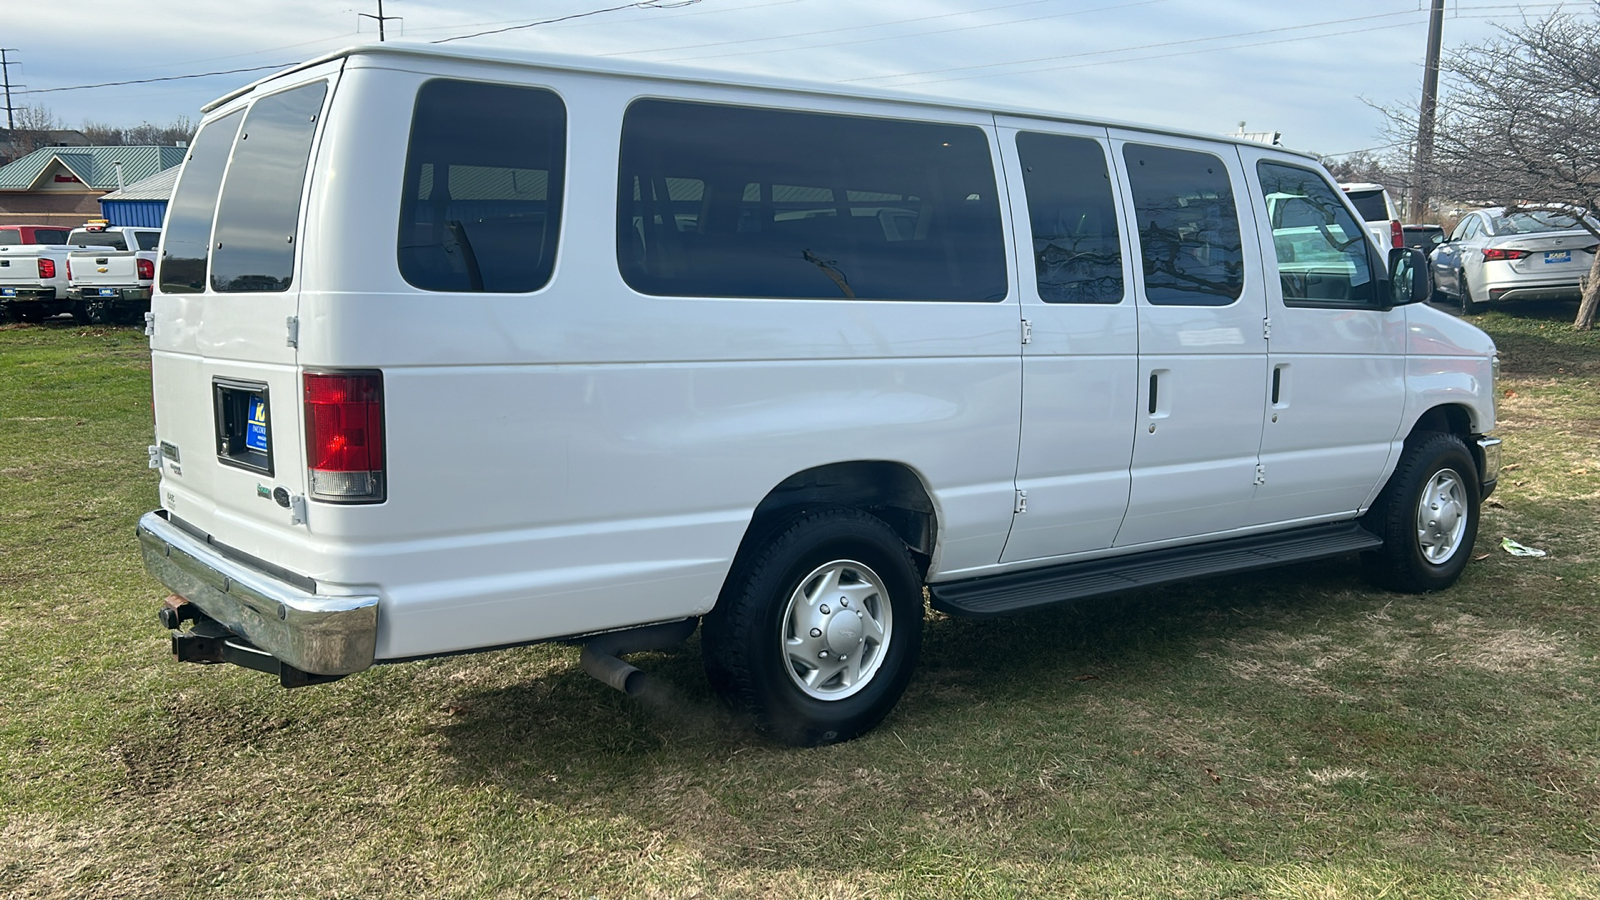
[65,222,162,324]
[1402,224,1445,253]
[0,224,73,246]
[139,43,1500,747]
[0,242,75,322]
[1430,207,1600,313]
[1340,182,1403,251]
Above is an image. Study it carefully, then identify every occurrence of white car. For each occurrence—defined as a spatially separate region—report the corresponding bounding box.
[1339,182,1403,252]
[1430,207,1600,313]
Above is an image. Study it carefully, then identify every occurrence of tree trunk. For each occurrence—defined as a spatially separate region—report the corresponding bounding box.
[1576,249,1600,331]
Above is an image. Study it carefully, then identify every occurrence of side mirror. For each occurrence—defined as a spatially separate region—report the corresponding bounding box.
[1430,232,1445,246]
[1388,247,1432,306]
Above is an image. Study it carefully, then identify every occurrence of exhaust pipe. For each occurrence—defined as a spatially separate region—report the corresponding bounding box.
[580,618,697,695]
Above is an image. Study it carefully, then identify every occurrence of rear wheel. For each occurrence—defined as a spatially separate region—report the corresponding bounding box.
[1363,433,1480,592]
[71,300,92,325]
[702,507,924,746]
[85,297,111,325]
[1460,277,1482,315]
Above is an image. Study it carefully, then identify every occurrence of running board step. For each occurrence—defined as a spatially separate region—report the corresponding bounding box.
[929,522,1382,619]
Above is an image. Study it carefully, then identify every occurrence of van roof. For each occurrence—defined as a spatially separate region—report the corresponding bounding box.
[207,41,1319,161]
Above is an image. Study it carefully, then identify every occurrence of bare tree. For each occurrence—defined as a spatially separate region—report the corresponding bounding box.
[8,103,64,157]
[1316,150,1396,187]
[80,116,195,147]
[1386,5,1600,329]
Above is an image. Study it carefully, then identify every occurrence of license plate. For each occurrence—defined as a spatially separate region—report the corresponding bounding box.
[1,288,14,296]
[97,288,116,296]
[244,395,269,453]
[1545,250,1572,264]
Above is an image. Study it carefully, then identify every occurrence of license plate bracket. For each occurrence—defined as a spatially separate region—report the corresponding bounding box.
[213,378,274,475]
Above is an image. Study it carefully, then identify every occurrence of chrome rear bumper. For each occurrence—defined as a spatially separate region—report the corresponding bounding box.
[137,511,378,675]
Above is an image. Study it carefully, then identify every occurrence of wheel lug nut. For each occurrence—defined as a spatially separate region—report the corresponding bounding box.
[838,654,847,661]
[820,604,830,614]
[839,597,849,608]
[818,650,829,659]
[810,627,822,638]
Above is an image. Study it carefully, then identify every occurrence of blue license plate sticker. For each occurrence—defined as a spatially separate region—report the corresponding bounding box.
[97,288,116,296]
[1,288,14,296]
[1545,250,1572,264]
[244,395,269,453]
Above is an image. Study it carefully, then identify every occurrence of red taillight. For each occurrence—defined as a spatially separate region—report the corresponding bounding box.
[1482,248,1532,262]
[38,258,56,279]
[65,259,73,280]
[137,258,155,280]
[303,371,385,503]
[1390,220,1403,249]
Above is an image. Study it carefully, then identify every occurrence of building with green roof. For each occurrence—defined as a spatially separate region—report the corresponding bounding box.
[0,145,187,227]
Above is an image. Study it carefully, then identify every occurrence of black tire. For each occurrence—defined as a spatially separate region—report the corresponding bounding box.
[85,297,111,325]
[71,300,92,325]
[702,507,924,746]
[1363,433,1481,593]
[0,299,14,323]
[1460,278,1482,315]
[14,306,45,323]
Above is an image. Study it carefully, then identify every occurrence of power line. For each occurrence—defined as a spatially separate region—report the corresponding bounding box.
[433,0,703,45]
[18,63,294,95]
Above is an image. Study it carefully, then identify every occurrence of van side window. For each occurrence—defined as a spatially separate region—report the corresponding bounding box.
[397,80,567,293]
[616,99,1008,301]
[159,110,243,294]
[210,81,327,293]
[1257,162,1376,307]
[1122,144,1244,306]
[1015,132,1124,304]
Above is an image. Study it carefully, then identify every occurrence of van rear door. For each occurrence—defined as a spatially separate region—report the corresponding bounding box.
[150,62,340,548]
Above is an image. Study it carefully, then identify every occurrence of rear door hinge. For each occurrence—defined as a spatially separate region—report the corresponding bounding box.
[143,311,156,337]
[147,444,162,469]
[285,316,299,349]
[1254,463,1267,486]
[288,494,307,526]
[1262,316,1272,340]
[1014,489,1028,513]
[1021,318,1032,345]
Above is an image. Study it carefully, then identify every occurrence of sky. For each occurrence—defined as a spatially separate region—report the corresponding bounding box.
[0,0,1583,160]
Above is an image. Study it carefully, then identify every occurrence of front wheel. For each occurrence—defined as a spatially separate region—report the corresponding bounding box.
[702,507,924,746]
[1363,433,1481,592]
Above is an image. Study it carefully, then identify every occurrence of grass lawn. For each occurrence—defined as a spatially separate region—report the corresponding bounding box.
[1,304,1597,899]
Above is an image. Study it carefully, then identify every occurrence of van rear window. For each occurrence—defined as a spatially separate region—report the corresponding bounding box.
[210,81,327,293]
[617,100,1007,301]
[397,80,567,293]
[159,110,243,293]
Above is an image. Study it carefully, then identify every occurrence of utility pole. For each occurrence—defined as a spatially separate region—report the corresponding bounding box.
[359,0,401,41]
[1409,0,1446,221]
[0,49,20,131]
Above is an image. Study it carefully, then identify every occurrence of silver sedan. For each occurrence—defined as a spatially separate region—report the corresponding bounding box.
[1430,207,1598,314]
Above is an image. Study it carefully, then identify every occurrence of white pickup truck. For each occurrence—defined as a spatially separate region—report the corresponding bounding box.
[0,243,73,322]
[66,224,162,324]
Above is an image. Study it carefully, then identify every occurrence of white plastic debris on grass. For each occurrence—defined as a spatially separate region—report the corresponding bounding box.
[1500,537,1548,558]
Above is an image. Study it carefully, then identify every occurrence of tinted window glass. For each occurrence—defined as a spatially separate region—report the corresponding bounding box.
[1258,162,1375,307]
[617,100,1007,301]
[210,81,326,293]
[1016,132,1123,304]
[0,230,16,245]
[136,231,161,251]
[37,230,69,244]
[1123,144,1243,306]
[68,229,127,250]
[159,110,243,293]
[1344,190,1390,222]
[398,80,567,293]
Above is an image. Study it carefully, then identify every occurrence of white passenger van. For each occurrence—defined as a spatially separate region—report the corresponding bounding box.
[140,42,1501,746]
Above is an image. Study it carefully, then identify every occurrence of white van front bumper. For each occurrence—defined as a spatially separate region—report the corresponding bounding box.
[138,510,378,676]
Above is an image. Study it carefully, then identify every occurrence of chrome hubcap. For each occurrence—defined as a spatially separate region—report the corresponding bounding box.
[1416,467,1469,564]
[781,559,891,701]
